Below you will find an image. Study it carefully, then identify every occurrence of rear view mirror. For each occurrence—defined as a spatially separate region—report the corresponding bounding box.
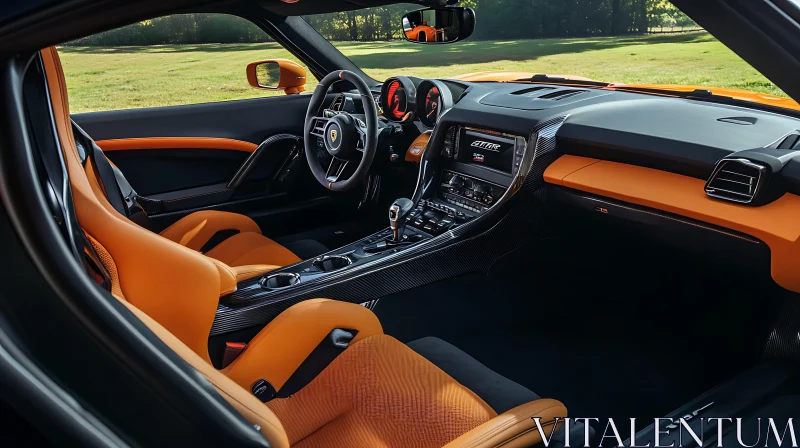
[246,59,306,94]
[401,7,476,44]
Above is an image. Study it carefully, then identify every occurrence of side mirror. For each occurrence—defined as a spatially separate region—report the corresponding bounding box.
[246,59,306,95]
[401,7,476,44]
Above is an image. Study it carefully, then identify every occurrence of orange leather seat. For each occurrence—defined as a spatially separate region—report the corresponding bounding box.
[82,127,304,270]
[42,46,567,447]
[119,297,568,448]
[67,83,303,271]
[157,209,302,267]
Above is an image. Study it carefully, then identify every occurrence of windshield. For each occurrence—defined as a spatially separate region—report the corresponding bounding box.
[304,3,789,100]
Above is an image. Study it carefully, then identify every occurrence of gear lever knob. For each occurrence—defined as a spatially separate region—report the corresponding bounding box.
[389,198,414,243]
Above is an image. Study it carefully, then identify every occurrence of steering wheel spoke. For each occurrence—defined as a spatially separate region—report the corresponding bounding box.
[309,117,330,138]
[326,158,349,183]
[354,117,368,152]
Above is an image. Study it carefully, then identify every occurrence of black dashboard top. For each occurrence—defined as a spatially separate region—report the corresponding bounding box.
[409,79,800,197]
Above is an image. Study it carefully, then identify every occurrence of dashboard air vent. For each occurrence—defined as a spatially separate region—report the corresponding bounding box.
[540,89,586,100]
[441,127,457,158]
[705,158,766,204]
[778,133,800,150]
[511,86,556,96]
[330,94,345,111]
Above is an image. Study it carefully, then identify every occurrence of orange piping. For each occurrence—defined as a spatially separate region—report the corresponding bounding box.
[96,137,258,153]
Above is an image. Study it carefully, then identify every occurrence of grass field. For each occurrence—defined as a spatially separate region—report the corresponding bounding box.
[59,32,787,114]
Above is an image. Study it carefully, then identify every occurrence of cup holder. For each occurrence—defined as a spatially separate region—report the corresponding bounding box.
[312,255,353,272]
[261,272,300,290]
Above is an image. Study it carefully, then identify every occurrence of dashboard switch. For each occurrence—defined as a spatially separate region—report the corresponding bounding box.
[449,175,466,189]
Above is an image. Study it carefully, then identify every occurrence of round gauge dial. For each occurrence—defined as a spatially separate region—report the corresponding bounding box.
[424,86,441,123]
[380,77,415,123]
[416,80,453,128]
[385,79,407,120]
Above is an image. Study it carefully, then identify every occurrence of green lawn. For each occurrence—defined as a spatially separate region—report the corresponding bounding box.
[59,32,787,114]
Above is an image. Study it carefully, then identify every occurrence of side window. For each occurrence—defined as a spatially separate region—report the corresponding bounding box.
[61,14,313,113]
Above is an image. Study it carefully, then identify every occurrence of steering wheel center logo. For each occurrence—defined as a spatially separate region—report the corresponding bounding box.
[330,129,338,142]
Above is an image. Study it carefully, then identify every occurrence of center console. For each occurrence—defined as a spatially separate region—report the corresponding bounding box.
[406,126,528,236]
[214,124,531,335]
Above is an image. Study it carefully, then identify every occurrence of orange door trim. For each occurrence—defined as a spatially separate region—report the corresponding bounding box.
[544,154,800,293]
[96,137,258,153]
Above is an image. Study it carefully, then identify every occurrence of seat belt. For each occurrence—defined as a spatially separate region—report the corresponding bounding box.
[71,121,128,216]
[111,161,137,203]
[90,139,129,216]
[72,121,152,229]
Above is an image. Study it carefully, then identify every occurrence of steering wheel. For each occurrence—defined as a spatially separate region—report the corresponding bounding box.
[304,70,379,191]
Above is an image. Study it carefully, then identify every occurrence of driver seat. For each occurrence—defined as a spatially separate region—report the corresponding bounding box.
[51,46,320,272]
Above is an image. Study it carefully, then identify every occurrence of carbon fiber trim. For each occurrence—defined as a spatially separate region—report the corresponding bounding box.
[210,116,567,335]
[136,196,164,215]
[227,133,299,189]
[764,298,800,361]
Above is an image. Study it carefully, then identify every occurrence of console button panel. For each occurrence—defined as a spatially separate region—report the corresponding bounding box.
[438,170,506,213]
[406,199,471,235]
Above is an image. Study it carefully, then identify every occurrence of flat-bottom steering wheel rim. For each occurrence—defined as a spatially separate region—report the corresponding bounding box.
[304,70,378,191]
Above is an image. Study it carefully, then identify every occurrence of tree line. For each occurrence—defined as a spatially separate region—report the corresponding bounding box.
[67,1,696,46]
[68,14,270,46]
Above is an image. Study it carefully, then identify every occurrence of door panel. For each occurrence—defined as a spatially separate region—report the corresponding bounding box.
[72,94,356,235]
[104,148,248,196]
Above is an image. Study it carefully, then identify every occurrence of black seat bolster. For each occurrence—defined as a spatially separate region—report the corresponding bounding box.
[407,336,540,414]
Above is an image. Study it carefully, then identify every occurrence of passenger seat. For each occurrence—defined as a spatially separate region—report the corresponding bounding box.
[121,297,567,448]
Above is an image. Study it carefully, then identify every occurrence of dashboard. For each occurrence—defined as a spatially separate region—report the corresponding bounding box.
[367,74,800,294]
[213,74,800,334]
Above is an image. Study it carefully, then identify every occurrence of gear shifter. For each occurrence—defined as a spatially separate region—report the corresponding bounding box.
[388,198,414,243]
[360,198,420,255]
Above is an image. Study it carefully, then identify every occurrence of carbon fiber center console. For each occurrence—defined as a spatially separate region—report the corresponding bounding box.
[213,122,540,336]
[406,127,528,236]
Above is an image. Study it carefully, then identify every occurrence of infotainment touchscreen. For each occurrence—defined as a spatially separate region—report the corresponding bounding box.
[457,128,516,173]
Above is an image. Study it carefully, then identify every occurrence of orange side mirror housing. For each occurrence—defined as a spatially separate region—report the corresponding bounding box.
[246,59,306,95]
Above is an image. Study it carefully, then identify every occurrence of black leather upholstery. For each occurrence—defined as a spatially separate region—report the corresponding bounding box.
[407,336,540,414]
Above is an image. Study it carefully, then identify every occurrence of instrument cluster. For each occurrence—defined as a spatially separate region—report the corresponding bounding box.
[380,77,415,123]
[380,76,456,127]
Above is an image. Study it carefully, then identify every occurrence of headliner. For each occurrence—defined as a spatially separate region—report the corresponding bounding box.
[0,0,60,26]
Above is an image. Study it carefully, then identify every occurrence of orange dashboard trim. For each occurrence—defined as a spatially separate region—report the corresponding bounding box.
[450,71,597,83]
[405,132,430,163]
[96,137,258,153]
[609,83,800,112]
[544,155,800,293]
